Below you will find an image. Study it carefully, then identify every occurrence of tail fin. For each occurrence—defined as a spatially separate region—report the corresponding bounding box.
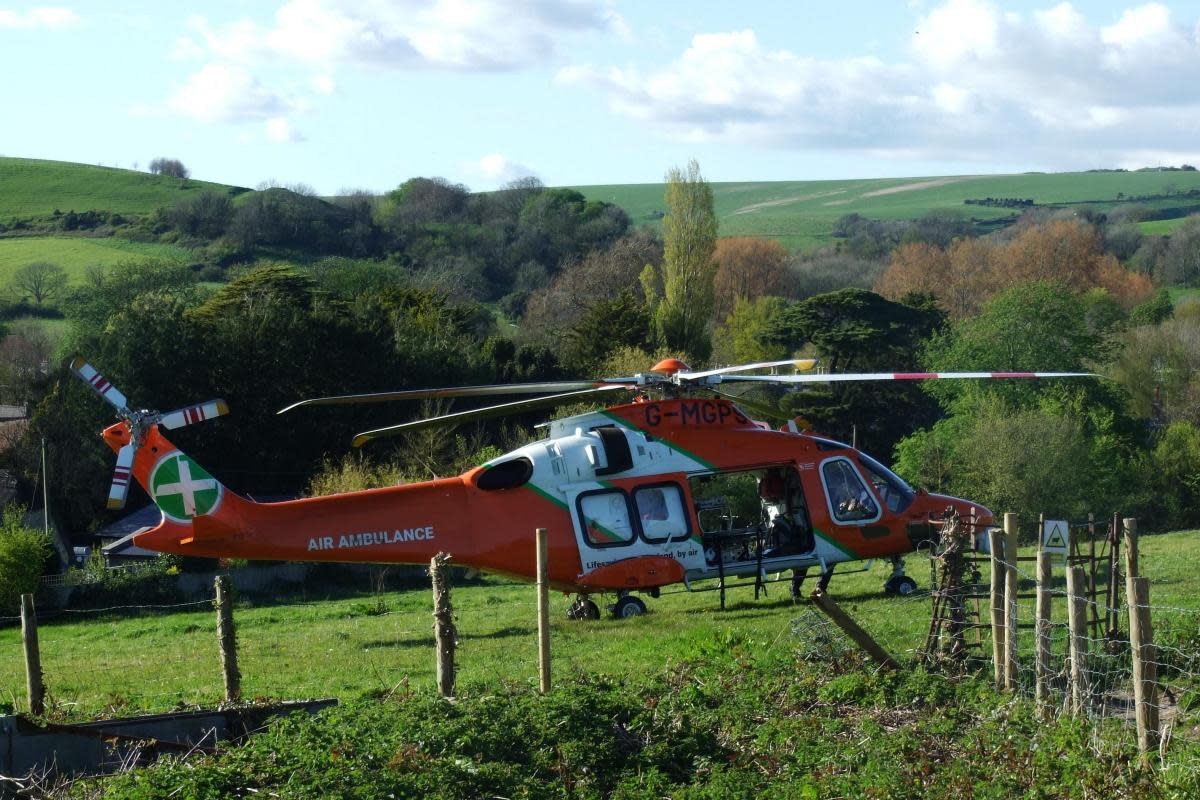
[101,419,256,556]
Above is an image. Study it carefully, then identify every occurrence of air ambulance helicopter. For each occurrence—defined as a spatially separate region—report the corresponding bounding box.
[71,357,1088,619]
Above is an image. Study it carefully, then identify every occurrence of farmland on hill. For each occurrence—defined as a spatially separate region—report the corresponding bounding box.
[576,169,1200,250]
[0,237,189,283]
[0,158,243,219]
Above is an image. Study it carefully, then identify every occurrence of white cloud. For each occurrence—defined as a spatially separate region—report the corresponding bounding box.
[0,6,79,29]
[265,116,304,142]
[462,153,538,188]
[181,0,621,71]
[168,63,298,123]
[562,1,1200,167]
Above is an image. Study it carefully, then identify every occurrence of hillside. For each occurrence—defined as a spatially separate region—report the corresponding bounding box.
[576,169,1200,250]
[0,157,244,219]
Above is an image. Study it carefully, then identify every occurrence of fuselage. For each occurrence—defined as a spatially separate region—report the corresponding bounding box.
[123,396,991,592]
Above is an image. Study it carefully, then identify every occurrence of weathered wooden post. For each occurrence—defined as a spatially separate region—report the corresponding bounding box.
[989,525,1006,690]
[20,593,44,716]
[1066,566,1089,715]
[535,528,551,694]
[1003,513,1019,691]
[1107,512,1122,635]
[430,553,456,698]
[214,576,241,703]
[1127,575,1159,764]
[1123,517,1139,580]
[1035,550,1053,718]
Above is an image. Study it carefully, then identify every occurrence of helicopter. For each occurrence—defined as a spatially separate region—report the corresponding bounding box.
[71,357,1089,618]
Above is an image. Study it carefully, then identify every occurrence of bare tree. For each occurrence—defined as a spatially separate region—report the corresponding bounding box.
[9,262,68,305]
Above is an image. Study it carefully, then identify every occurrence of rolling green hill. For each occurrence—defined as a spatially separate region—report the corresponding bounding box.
[0,157,244,219]
[576,170,1200,250]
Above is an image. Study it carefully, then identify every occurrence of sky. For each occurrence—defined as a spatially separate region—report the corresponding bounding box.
[2,0,1200,194]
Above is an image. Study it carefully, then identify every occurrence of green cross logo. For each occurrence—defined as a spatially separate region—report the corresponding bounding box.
[150,453,222,522]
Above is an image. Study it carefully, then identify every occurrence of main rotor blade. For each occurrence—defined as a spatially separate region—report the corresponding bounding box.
[159,399,230,430]
[70,357,129,411]
[108,444,134,510]
[352,386,627,447]
[679,359,819,380]
[704,388,790,421]
[279,380,625,414]
[721,371,1096,385]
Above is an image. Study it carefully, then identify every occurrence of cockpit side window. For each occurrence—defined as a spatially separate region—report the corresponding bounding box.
[856,453,916,513]
[820,458,881,524]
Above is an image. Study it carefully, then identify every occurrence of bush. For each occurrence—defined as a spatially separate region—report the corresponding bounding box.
[67,554,187,609]
[0,506,52,614]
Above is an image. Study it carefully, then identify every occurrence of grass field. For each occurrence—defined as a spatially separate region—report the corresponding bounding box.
[0,237,190,286]
[2,527,1196,719]
[0,158,243,219]
[1169,287,1200,307]
[1138,216,1199,235]
[577,170,1200,250]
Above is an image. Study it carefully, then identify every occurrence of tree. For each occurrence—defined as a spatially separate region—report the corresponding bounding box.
[711,237,790,320]
[653,160,718,360]
[711,296,789,365]
[9,261,68,305]
[148,157,189,179]
[0,507,52,613]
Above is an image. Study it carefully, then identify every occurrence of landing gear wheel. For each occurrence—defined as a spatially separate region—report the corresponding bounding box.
[885,575,918,596]
[567,598,600,621]
[612,595,647,619]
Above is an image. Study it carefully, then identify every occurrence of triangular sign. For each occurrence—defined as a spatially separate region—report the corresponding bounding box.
[1044,523,1067,549]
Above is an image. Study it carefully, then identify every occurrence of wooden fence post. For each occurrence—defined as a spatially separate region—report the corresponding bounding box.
[1124,517,1139,580]
[1035,550,1053,718]
[214,576,241,703]
[535,528,551,694]
[1127,575,1159,764]
[810,590,899,670]
[989,525,1006,690]
[20,593,44,716]
[1003,513,1019,691]
[430,553,456,698]
[1066,566,1089,715]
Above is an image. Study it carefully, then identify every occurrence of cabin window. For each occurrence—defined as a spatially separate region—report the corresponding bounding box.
[633,483,691,544]
[577,490,635,547]
[820,458,881,524]
[475,457,533,491]
[856,453,916,513]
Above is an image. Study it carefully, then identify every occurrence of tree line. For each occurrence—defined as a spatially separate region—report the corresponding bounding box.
[0,160,1196,542]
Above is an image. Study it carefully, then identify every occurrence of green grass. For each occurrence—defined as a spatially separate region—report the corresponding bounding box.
[577,170,1200,250]
[1169,287,1200,307]
[1137,216,1198,235]
[2,528,1196,719]
[0,157,243,219]
[0,237,190,285]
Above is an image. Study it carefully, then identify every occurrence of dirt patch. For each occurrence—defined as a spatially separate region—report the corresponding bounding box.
[731,190,846,215]
[859,177,965,198]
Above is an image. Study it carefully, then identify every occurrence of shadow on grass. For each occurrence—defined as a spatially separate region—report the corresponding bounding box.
[361,625,535,649]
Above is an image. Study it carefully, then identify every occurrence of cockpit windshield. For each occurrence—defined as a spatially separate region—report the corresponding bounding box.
[856,453,916,513]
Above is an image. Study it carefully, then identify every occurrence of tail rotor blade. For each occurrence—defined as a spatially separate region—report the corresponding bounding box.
[159,399,230,430]
[108,444,134,510]
[70,357,129,411]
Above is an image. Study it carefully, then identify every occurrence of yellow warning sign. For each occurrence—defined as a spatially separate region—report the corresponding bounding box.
[1042,519,1069,555]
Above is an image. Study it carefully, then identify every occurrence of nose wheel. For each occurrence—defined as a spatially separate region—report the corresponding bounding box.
[883,557,918,596]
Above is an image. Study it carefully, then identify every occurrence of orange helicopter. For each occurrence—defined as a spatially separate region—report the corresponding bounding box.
[72,357,1089,618]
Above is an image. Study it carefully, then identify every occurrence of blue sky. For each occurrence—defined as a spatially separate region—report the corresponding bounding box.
[2,1,1200,193]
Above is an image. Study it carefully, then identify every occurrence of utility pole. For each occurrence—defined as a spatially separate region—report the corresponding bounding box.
[40,437,49,536]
